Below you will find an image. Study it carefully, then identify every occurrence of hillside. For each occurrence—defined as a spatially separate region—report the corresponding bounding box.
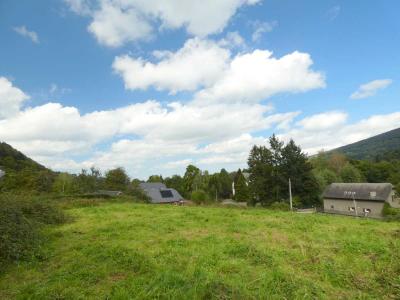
[333,127,400,160]
[0,202,399,299]
[0,142,47,172]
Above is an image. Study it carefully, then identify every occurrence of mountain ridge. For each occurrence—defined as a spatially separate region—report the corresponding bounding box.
[332,127,400,160]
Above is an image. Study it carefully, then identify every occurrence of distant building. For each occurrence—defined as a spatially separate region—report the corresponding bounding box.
[323,183,400,218]
[139,182,183,204]
[0,169,4,178]
[95,190,123,197]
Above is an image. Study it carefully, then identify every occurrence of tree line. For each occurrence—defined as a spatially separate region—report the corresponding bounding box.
[1,135,400,207]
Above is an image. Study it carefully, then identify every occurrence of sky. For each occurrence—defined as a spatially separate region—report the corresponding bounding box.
[0,0,399,179]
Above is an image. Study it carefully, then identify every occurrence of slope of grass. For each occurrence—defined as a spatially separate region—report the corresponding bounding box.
[0,202,399,299]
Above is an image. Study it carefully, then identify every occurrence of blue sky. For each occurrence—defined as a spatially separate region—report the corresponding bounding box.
[0,0,399,179]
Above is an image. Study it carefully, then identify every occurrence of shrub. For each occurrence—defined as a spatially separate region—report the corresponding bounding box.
[0,194,66,267]
[191,189,210,204]
[382,203,400,221]
[269,202,290,211]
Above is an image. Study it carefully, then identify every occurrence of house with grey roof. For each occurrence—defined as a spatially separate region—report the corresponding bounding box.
[323,183,400,218]
[139,182,184,204]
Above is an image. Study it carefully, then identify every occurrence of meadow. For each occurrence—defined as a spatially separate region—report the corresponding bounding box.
[0,200,399,299]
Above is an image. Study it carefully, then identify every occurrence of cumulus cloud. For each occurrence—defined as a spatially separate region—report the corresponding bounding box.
[65,0,260,47]
[296,111,348,131]
[13,26,39,43]
[350,79,392,99]
[195,49,325,104]
[113,38,230,93]
[114,38,325,101]
[279,111,400,155]
[88,2,152,47]
[0,77,30,119]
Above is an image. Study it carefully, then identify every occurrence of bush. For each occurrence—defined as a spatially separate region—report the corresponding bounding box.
[191,189,210,204]
[0,194,66,267]
[382,203,400,221]
[269,202,290,211]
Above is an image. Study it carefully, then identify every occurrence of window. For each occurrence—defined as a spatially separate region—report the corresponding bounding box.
[160,190,173,198]
[370,191,376,198]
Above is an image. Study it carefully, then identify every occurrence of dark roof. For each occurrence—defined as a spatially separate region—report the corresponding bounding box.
[323,183,393,201]
[139,182,183,203]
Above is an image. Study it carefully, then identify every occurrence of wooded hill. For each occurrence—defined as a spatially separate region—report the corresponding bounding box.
[333,127,400,160]
[0,142,47,172]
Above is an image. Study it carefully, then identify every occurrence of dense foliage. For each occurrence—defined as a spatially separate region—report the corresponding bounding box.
[0,194,66,268]
[248,136,320,207]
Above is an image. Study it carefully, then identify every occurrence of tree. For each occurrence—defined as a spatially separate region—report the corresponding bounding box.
[234,169,249,202]
[183,165,201,195]
[328,152,348,174]
[52,173,77,194]
[269,135,286,202]
[208,173,221,201]
[76,167,102,193]
[247,137,320,207]
[340,163,363,182]
[247,145,274,206]
[105,167,130,191]
[281,139,320,206]
[218,168,232,199]
[147,175,163,183]
[164,175,185,196]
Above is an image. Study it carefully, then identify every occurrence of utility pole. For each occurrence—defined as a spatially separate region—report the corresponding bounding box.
[352,191,358,217]
[289,178,293,211]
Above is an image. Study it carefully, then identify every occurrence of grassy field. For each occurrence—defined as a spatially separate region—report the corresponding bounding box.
[0,201,399,299]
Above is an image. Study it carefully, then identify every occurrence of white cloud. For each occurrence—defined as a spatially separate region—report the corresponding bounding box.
[65,0,260,47]
[113,38,230,93]
[0,77,30,119]
[13,26,39,44]
[114,38,325,101]
[218,31,247,49]
[250,20,277,42]
[350,79,392,99]
[195,49,325,104]
[88,2,153,47]
[279,111,400,155]
[297,111,348,131]
[2,80,400,177]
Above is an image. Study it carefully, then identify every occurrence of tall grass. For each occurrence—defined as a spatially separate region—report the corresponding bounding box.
[0,201,399,299]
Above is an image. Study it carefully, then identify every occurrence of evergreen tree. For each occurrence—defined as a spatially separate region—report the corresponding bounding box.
[218,168,232,199]
[247,145,274,206]
[281,139,320,206]
[234,169,249,202]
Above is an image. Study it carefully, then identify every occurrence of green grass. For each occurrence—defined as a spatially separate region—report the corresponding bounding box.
[1,202,399,299]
